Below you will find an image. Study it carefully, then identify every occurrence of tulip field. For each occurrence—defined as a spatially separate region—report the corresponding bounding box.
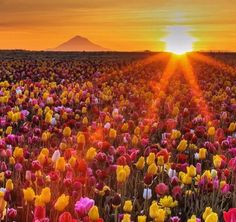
[0,51,236,222]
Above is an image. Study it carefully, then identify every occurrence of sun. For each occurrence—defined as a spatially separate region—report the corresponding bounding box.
[163,26,195,55]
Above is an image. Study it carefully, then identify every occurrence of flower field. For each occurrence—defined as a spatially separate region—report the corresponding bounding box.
[0,51,236,222]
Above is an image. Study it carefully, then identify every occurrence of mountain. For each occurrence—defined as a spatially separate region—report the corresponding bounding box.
[49,35,109,52]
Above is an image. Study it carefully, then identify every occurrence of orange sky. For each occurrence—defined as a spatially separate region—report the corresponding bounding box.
[0,0,235,51]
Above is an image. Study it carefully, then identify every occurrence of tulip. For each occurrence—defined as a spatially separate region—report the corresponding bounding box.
[137,215,147,222]
[5,179,14,191]
[13,147,24,158]
[0,191,6,213]
[147,163,158,175]
[149,201,159,219]
[40,187,51,204]
[187,165,196,177]
[77,133,85,149]
[203,207,213,220]
[35,195,45,207]
[52,150,61,162]
[59,211,76,222]
[54,194,69,211]
[123,200,133,213]
[159,195,178,208]
[223,208,236,222]
[146,152,155,165]
[199,148,207,160]
[177,139,187,152]
[23,187,35,202]
[143,188,152,200]
[208,127,216,136]
[170,216,181,222]
[228,122,236,132]
[205,212,218,222]
[63,127,71,137]
[74,197,94,217]
[213,155,222,168]
[55,157,66,172]
[86,147,97,161]
[121,214,131,222]
[7,208,17,219]
[88,205,99,221]
[34,206,46,220]
[109,128,117,139]
[155,183,169,196]
[135,156,145,170]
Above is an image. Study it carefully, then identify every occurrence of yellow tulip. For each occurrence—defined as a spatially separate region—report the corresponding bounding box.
[55,157,66,172]
[86,147,97,161]
[9,157,15,165]
[135,156,145,170]
[199,148,207,160]
[54,194,69,211]
[41,148,49,157]
[228,122,236,132]
[187,215,197,222]
[137,215,147,222]
[187,165,196,177]
[63,126,71,137]
[203,207,213,220]
[149,201,159,219]
[69,156,77,167]
[132,135,139,145]
[124,165,131,177]
[159,195,178,208]
[121,214,131,222]
[0,192,6,213]
[213,155,222,168]
[177,139,187,152]
[88,205,99,221]
[40,187,51,203]
[182,173,193,185]
[23,187,35,202]
[117,169,127,183]
[6,126,12,135]
[5,179,14,191]
[146,152,155,165]
[208,127,215,136]
[13,147,24,158]
[147,163,158,175]
[0,173,4,182]
[205,212,218,222]
[109,128,117,139]
[35,195,45,207]
[123,200,133,213]
[77,133,85,144]
[134,127,140,136]
[121,123,129,132]
[155,209,166,222]
[82,117,88,125]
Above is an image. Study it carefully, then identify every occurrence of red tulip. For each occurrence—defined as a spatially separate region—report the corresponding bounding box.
[34,206,45,221]
[223,208,236,222]
[155,183,169,196]
[59,212,73,222]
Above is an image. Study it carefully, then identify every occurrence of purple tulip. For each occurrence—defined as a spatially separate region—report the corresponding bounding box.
[74,197,95,217]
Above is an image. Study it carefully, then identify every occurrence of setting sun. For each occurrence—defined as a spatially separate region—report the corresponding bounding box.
[164,26,195,55]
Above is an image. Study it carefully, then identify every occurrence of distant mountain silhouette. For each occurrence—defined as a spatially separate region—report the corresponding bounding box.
[49,35,109,51]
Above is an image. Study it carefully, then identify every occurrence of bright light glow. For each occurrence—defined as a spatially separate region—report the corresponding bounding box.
[163,26,195,55]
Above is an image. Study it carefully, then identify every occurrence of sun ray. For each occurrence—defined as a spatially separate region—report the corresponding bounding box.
[180,55,212,120]
[146,55,178,119]
[190,52,236,76]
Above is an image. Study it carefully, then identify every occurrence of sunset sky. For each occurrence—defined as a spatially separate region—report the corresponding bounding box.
[0,0,236,51]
